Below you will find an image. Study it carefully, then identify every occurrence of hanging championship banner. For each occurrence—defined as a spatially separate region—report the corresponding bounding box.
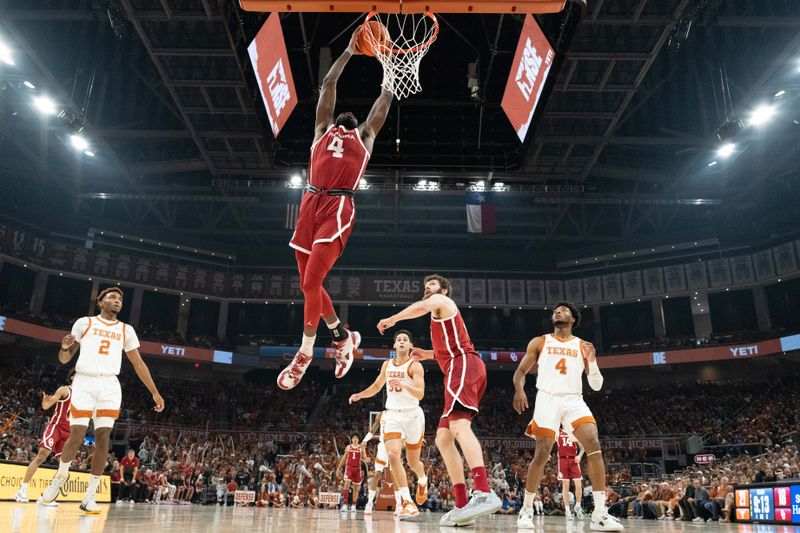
[564,279,583,304]
[469,279,487,304]
[507,279,526,305]
[526,280,545,305]
[545,280,564,304]
[753,250,775,281]
[773,243,798,275]
[501,14,555,142]
[708,259,732,287]
[602,274,622,301]
[247,12,298,138]
[582,276,602,303]
[488,279,506,305]
[642,268,664,296]
[663,265,686,293]
[685,262,709,290]
[622,271,643,299]
[730,255,755,285]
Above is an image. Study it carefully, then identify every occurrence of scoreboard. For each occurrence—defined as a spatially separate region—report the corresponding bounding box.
[733,482,800,525]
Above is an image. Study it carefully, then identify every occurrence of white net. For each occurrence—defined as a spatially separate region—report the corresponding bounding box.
[360,12,439,100]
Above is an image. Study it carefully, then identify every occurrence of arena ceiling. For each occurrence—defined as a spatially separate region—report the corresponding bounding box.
[0,0,799,267]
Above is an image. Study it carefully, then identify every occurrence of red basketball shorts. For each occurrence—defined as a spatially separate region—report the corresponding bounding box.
[344,465,362,484]
[289,193,355,255]
[40,423,71,457]
[438,354,487,429]
[558,457,582,480]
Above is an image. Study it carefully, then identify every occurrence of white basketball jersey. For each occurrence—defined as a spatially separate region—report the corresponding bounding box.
[70,315,140,376]
[385,357,419,410]
[536,334,586,395]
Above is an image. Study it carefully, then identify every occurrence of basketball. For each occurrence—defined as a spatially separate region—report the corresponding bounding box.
[356,21,391,57]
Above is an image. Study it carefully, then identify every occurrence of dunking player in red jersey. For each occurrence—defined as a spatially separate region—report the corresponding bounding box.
[278,31,393,390]
[336,435,367,512]
[557,428,586,520]
[14,369,75,503]
[378,275,501,526]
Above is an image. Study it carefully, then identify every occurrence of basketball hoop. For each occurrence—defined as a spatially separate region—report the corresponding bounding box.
[358,11,439,99]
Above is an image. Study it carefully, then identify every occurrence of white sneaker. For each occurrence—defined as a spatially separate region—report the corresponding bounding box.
[332,330,360,379]
[692,517,705,523]
[40,472,69,504]
[517,508,534,529]
[364,504,373,515]
[80,496,102,515]
[439,509,476,527]
[448,490,502,526]
[398,500,420,520]
[277,351,313,390]
[350,504,357,512]
[14,490,28,503]
[591,512,624,531]
[575,505,585,520]
[566,509,574,520]
[340,504,348,512]
[36,497,58,508]
[129,500,135,506]
[115,499,124,505]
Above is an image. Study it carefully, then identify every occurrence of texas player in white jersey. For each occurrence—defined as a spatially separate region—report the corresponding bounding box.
[40,287,164,514]
[512,302,622,532]
[349,330,427,520]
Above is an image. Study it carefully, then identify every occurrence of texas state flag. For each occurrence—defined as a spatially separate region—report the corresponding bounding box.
[466,191,496,234]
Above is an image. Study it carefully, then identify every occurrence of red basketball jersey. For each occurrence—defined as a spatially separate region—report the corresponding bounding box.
[49,385,72,429]
[309,126,369,190]
[558,429,577,458]
[345,444,362,470]
[430,312,479,374]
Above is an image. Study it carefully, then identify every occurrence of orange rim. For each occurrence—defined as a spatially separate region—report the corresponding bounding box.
[363,11,439,55]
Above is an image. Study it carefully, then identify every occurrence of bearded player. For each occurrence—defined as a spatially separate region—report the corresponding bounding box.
[350,330,428,520]
[378,276,501,527]
[278,29,393,390]
[14,369,75,503]
[512,302,622,531]
[39,287,164,513]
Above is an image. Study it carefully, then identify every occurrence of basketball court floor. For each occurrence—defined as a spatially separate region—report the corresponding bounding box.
[0,503,794,533]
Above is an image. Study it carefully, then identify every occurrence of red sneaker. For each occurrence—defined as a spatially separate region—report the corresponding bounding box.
[331,329,360,379]
[277,351,312,390]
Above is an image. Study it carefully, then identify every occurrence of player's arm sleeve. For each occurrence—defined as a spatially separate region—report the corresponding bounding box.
[124,324,141,352]
[586,359,603,391]
[71,317,89,342]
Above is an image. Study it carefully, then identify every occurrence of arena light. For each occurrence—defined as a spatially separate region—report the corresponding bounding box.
[774,90,786,98]
[70,134,89,152]
[358,178,368,190]
[32,95,58,116]
[716,143,735,158]
[707,160,718,167]
[289,174,302,187]
[417,179,427,187]
[84,150,96,157]
[476,180,485,188]
[747,104,777,127]
[0,41,13,65]
[23,80,36,90]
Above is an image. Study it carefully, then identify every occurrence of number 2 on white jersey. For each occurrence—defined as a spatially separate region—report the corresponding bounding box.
[327,136,344,158]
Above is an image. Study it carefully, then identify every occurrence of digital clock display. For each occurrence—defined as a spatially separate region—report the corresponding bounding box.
[734,482,800,525]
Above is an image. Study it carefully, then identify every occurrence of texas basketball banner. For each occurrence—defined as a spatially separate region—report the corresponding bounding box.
[247,12,298,138]
[0,462,111,502]
[501,14,555,142]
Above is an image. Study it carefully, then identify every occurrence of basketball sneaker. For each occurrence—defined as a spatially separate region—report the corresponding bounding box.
[332,329,360,379]
[574,503,585,519]
[566,507,573,520]
[14,489,28,503]
[398,500,420,520]
[350,504,357,512]
[36,497,58,508]
[439,509,475,527]
[277,351,312,390]
[449,489,502,526]
[517,508,535,529]
[340,504,348,513]
[40,472,69,505]
[415,481,428,506]
[80,495,101,515]
[590,511,624,531]
[364,503,373,515]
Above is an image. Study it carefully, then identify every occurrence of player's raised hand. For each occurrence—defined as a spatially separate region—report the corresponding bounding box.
[348,393,362,404]
[376,317,396,335]
[348,27,363,55]
[410,348,432,361]
[61,334,76,350]
[152,392,165,412]
[513,389,529,414]
[582,340,596,362]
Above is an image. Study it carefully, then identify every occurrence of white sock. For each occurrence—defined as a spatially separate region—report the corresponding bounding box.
[592,491,606,515]
[20,482,29,492]
[367,489,376,505]
[418,475,428,487]
[57,460,71,477]
[523,490,535,511]
[327,319,340,329]
[400,486,412,503]
[86,475,101,498]
[394,491,401,508]
[300,334,316,356]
